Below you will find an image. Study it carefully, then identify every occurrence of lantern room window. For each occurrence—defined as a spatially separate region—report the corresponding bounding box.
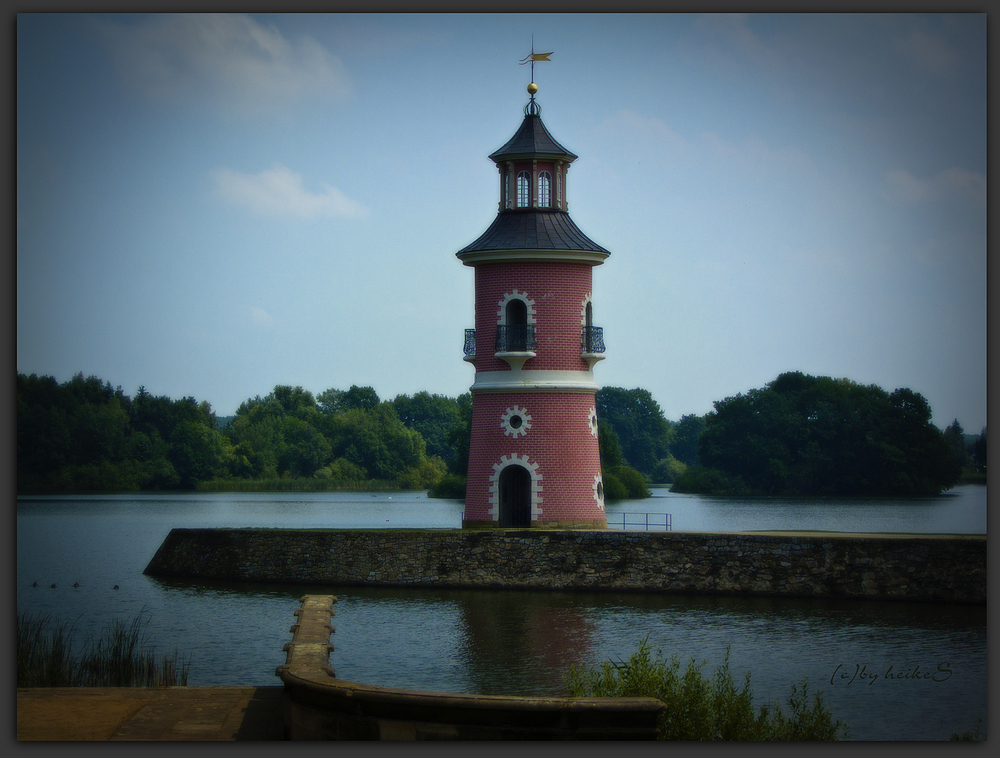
[516,171,531,207]
[538,171,552,208]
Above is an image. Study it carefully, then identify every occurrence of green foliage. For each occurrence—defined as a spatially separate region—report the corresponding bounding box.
[17,373,217,493]
[392,391,466,464]
[397,456,448,490]
[600,470,629,501]
[950,717,985,741]
[598,423,625,468]
[607,465,650,499]
[444,393,473,476]
[428,473,467,499]
[651,454,687,483]
[689,372,961,496]
[943,419,970,471]
[671,414,707,466]
[564,638,848,741]
[596,387,674,476]
[17,611,189,688]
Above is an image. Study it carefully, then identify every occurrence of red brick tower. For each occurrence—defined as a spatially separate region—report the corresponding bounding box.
[458,82,610,529]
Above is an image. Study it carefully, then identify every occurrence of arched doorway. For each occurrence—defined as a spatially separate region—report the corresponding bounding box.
[498,465,531,527]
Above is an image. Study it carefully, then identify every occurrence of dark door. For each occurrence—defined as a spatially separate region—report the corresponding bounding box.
[499,465,531,527]
[505,299,528,351]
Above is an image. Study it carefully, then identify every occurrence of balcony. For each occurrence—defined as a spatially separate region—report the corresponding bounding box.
[463,329,477,363]
[495,325,537,370]
[495,324,537,353]
[582,326,606,369]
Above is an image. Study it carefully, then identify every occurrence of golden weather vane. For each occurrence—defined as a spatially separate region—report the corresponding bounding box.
[519,35,553,97]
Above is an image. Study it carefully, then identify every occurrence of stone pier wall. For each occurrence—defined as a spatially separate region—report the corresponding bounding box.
[276,595,664,740]
[144,529,985,605]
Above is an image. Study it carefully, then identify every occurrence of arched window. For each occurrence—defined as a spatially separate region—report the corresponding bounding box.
[516,171,531,207]
[505,298,528,351]
[537,171,552,208]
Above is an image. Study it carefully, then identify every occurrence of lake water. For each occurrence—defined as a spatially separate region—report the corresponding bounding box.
[16,486,987,741]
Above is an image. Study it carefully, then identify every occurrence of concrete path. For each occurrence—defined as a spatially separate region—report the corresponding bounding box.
[16,686,285,741]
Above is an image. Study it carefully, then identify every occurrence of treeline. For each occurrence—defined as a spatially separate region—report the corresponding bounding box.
[16,371,984,498]
[16,373,468,494]
[671,372,985,497]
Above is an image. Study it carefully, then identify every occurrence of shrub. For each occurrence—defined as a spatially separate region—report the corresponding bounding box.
[428,473,467,499]
[601,471,629,501]
[671,465,748,495]
[610,465,651,498]
[564,637,847,741]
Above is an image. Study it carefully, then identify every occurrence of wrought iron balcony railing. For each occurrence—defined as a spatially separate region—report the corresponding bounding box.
[464,329,476,357]
[495,324,537,353]
[582,326,606,353]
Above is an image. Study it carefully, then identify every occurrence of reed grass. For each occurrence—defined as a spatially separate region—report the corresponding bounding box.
[17,611,189,688]
[195,478,400,492]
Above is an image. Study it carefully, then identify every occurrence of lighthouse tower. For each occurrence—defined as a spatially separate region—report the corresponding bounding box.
[458,81,610,529]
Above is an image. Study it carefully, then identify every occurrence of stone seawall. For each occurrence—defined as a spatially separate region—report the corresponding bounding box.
[144,529,985,605]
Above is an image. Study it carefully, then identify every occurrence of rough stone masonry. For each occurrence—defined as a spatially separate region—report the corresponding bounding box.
[144,529,985,605]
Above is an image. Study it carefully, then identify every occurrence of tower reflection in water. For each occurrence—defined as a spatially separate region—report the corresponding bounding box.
[457,589,597,697]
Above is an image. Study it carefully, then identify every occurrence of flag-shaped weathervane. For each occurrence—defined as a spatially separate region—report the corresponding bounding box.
[520,38,552,86]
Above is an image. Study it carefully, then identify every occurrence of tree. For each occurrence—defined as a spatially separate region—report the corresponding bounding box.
[943,420,970,471]
[392,391,464,463]
[340,385,380,411]
[679,372,960,497]
[169,420,230,487]
[596,388,673,476]
[278,417,332,477]
[325,404,425,481]
[672,414,706,467]
[445,394,473,476]
[598,423,625,469]
[970,427,987,473]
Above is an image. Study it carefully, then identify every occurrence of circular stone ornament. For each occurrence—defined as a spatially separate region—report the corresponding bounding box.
[501,406,532,438]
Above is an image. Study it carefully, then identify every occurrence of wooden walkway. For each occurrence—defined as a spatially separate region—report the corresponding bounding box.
[16,686,285,741]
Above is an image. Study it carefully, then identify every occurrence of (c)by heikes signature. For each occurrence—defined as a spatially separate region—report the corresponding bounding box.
[830,663,952,686]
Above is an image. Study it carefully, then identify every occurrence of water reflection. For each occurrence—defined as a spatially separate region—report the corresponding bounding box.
[458,591,598,695]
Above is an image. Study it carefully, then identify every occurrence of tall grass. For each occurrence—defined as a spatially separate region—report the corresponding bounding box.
[17,611,189,688]
[564,637,848,741]
[195,478,399,492]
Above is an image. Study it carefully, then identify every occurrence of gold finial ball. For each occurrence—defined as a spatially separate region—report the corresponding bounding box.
[527,82,538,95]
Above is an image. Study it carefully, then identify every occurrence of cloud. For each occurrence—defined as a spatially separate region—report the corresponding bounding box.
[885,167,985,208]
[250,307,273,327]
[92,13,350,112]
[211,163,369,219]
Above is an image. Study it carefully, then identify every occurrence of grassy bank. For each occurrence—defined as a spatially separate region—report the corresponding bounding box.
[195,478,401,492]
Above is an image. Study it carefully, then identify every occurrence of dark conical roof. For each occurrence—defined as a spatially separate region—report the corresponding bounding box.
[488,113,577,162]
[456,209,609,260]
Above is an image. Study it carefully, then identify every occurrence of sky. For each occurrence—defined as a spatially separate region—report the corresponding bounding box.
[16,13,987,432]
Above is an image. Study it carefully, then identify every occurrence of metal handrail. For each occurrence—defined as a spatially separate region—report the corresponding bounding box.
[495,324,538,353]
[582,326,606,353]
[608,512,672,531]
